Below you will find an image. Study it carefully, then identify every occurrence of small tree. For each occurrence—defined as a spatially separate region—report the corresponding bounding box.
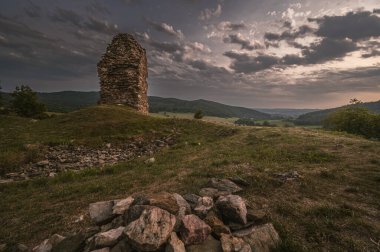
[11,85,46,117]
[262,121,270,126]
[324,99,380,139]
[194,109,204,119]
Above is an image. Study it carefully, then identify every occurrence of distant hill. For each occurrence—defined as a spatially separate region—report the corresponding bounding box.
[148,96,273,119]
[255,108,320,118]
[1,91,272,119]
[295,100,380,125]
[149,96,272,119]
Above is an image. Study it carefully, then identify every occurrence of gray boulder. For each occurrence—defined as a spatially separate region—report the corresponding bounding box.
[89,201,115,225]
[113,197,134,215]
[94,227,125,248]
[208,178,242,193]
[233,223,281,252]
[216,195,247,224]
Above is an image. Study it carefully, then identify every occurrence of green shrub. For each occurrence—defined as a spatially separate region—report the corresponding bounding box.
[323,106,380,139]
[235,118,255,126]
[194,109,204,119]
[11,85,47,118]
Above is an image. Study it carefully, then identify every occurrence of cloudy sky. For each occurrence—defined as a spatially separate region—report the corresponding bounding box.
[0,0,379,108]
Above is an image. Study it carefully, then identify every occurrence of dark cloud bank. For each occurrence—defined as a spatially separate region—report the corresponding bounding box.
[0,1,379,108]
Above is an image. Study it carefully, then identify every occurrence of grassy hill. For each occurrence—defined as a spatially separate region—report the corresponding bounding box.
[295,100,380,125]
[0,105,379,251]
[1,91,272,119]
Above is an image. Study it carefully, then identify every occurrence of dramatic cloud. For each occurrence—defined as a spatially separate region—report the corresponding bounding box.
[310,10,380,41]
[224,51,280,73]
[147,20,184,39]
[0,0,379,108]
[217,21,247,31]
[199,4,222,20]
[223,33,263,50]
[264,25,314,41]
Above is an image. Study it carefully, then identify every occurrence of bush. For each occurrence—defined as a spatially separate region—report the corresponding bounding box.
[11,85,47,118]
[235,118,255,126]
[194,109,204,119]
[262,121,271,127]
[323,106,380,139]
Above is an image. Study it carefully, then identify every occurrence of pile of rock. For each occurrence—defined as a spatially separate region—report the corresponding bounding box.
[1,135,175,183]
[32,178,280,252]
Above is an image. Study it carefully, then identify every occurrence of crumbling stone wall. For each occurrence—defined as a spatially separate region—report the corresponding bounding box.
[98,33,148,114]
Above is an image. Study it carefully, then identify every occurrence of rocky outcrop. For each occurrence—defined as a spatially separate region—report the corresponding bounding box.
[31,178,280,252]
[98,33,148,114]
[2,134,176,182]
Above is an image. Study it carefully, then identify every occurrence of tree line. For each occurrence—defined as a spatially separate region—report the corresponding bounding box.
[0,85,47,118]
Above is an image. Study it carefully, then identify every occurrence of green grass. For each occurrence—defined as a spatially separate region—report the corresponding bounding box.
[0,105,379,251]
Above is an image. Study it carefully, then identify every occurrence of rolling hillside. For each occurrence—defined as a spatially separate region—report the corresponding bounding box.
[149,96,272,119]
[1,91,273,119]
[295,100,380,125]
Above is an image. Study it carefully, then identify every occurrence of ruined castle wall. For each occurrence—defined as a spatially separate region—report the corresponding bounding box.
[98,34,149,114]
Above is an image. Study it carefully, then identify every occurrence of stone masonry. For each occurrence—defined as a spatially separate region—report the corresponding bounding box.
[98,33,149,114]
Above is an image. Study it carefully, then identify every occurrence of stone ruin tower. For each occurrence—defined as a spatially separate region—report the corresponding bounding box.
[98,33,148,114]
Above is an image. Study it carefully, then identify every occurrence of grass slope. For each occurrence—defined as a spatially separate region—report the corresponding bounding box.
[0,105,379,251]
[296,100,380,125]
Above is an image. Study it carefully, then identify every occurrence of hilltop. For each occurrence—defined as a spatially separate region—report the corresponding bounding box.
[0,105,379,251]
[149,96,272,119]
[295,100,380,125]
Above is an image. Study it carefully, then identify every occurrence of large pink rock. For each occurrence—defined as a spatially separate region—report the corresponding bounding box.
[179,214,211,246]
[220,233,251,252]
[124,207,176,251]
[233,223,281,252]
[216,195,247,224]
